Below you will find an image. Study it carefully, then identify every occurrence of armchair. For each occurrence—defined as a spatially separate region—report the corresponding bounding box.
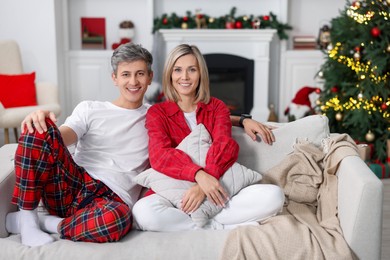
[0,40,61,144]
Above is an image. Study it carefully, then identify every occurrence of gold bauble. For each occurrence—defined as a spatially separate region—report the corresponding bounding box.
[335,112,343,121]
[365,130,375,142]
[387,44,390,53]
[353,52,361,60]
[181,22,188,29]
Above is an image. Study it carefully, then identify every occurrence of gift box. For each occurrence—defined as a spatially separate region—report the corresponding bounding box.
[357,144,371,161]
[366,161,390,179]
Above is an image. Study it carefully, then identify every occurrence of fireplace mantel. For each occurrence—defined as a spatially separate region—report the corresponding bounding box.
[158,29,277,121]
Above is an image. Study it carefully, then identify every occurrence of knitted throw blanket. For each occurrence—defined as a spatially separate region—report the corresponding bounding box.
[219,134,359,260]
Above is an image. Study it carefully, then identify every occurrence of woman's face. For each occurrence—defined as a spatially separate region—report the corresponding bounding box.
[171,54,200,99]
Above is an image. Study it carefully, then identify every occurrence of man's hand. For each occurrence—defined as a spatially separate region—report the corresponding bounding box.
[242,118,276,144]
[21,110,57,134]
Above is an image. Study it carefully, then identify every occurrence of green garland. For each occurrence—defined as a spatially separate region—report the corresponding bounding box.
[153,7,292,40]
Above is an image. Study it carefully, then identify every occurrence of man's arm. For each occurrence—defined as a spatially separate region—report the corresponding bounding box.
[21,110,77,147]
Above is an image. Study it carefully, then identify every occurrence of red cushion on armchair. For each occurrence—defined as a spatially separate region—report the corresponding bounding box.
[0,72,37,108]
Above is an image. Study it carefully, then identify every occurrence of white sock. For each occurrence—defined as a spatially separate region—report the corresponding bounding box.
[39,213,63,234]
[20,209,54,247]
[6,211,21,234]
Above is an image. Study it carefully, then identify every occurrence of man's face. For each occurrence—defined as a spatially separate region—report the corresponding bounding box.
[112,60,153,109]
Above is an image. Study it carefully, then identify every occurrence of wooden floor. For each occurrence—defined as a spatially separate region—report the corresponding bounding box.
[0,129,389,259]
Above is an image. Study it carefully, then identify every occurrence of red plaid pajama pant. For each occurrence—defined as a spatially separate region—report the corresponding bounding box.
[12,119,132,242]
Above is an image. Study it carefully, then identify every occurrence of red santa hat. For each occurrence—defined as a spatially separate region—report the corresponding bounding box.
[285,86,320,115]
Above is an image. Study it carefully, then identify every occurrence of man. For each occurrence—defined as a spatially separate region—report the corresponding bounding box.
[6,42,154,246]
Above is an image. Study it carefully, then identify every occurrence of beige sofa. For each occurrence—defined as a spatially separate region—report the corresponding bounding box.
[0,115,383,260]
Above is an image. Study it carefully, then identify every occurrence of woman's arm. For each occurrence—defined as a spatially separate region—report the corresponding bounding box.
[202,99,239,180]
[146,104,203,182]
[230,115,276,144]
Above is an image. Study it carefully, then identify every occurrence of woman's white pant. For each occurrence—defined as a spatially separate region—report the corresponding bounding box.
[132,184,284,232]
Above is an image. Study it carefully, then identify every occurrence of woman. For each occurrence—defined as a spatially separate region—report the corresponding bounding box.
[133,44,284,231]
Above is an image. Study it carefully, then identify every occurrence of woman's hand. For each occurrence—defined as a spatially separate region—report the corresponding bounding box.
[21,110,57,134]
[242,118,276,145]
[194,170,229,207]
[181,184,206,214]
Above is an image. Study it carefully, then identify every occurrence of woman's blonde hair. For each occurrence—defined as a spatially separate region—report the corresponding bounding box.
[162,44,210,104]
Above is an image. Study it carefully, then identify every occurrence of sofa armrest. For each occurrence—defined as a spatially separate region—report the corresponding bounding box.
[337,155,383,260]
[0,144,18,238]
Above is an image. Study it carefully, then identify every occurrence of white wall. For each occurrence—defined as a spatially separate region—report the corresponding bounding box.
[0,0,58,84]
[0,0,347,121]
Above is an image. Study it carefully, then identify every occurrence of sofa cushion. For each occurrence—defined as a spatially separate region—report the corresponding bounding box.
[233,115,330,175]
[134,124,262,227]
[0,72,37,108]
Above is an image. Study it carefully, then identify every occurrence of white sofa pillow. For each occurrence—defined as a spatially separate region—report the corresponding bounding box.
[233,115,330,175]
[134,124,262,228]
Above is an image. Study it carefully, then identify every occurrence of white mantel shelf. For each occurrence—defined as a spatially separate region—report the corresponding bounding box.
[158,29,277,121]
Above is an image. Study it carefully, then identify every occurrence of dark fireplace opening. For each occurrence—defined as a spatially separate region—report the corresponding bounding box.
[204,54,254,116]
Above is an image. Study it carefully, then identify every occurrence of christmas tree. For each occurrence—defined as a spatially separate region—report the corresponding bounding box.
[318,0,390,162]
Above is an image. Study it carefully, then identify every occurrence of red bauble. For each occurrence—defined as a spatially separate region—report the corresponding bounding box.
[262,15,270,21]
[381,103,388,110]
[371,27,381,37]
[235,21,243,29]
[315,88,322,94]
[226,21,235,29]
[182,16,188,22]
[331,86,339,93]
[162,18,168,25]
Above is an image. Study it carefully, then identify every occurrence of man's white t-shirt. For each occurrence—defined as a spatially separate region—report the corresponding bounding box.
[63,101,150,207]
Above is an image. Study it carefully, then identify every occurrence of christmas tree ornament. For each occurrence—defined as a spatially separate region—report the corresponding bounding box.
[225,17,235,29]
[195,11,207,29]
[162,17,168,25]
[381,103,388,110]
[365,130,375,142]
[182,16,189,22]
[370,27,381,37]
[335,112,343,121]
[358,92,364,100]
[181,22,188,29]
[353,1,361,8]
[354,51,361,60]
[386,44,390,52]
[235,20,243,29]
[252,17,261,29]
[262,15,270,21]
[331,86,339,93]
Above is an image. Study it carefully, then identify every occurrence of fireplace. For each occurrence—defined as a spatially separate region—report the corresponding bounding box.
[158,29,276,121]
[204,54,254,116]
